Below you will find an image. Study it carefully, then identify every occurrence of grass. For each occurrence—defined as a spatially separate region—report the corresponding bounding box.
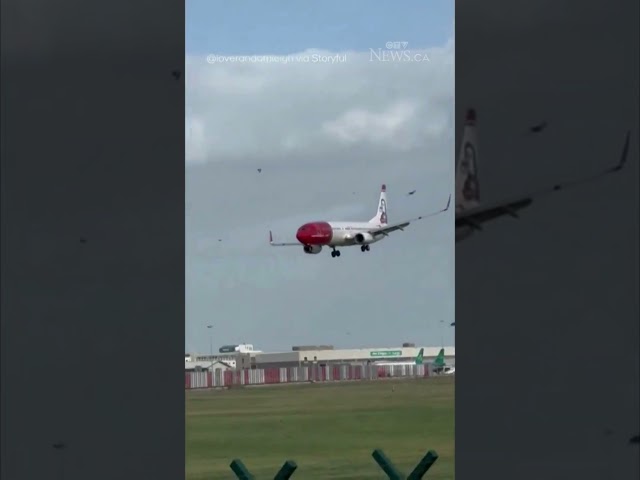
[186,376,454,479]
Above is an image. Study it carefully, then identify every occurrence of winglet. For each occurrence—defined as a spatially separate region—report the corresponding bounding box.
[269,230,273,244]
[381,184,386,192]
[614,130,631,172]
[412,194,452,222]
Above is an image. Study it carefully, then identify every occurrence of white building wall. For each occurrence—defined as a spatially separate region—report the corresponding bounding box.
[254,346,455,364]
[253,351,302,364]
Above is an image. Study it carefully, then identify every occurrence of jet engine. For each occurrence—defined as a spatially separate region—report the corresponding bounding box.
[303,245,323,254]
[354,232,374,244]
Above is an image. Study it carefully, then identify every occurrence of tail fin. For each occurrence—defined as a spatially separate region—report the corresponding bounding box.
[433,348,445,367]
[455,109,480,211]
[369,184,388,225]
[415,348,424,365]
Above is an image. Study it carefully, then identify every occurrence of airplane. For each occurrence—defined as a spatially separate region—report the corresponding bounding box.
[269,186,451,258]
[455,108,631,242]
[373,347,453,375]
[428,348,455,375]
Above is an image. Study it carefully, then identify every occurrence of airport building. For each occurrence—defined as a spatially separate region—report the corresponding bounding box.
[185,344,259,370]
[245,345,454,369]
[185,343,455,371]
[245,346,455,368]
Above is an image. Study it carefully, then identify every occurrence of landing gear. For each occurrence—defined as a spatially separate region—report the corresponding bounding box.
[360,245,370,252]
[330,248,341,258]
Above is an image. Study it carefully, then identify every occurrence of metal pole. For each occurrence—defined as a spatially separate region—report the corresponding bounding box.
[207,325,213,356]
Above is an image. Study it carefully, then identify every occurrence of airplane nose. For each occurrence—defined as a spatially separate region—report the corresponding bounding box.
[296,225,310,244]
[295,222,332,245]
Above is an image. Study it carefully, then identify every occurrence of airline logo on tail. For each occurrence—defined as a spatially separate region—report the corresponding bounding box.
[415,348,424,365]
[455,109,480,211]
[369,184,388,225]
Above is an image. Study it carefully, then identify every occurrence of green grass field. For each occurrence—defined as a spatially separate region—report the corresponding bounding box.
[186,376,454,479]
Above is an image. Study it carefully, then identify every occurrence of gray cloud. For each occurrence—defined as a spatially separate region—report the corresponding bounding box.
[186,40,454,164]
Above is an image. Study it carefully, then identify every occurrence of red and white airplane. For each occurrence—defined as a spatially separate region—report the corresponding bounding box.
[268,108,629,257]
[269,186,451,258]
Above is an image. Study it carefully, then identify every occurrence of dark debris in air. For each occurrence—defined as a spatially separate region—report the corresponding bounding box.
[529,121,548,133]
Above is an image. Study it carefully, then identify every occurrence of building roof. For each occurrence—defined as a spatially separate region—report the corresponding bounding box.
[184,360,233,371]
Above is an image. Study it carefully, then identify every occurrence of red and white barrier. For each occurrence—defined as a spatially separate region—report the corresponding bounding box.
[185,364,430,390]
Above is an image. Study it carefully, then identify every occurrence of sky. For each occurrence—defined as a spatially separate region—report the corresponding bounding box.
[185,0,455,354]
[186,0,453,55]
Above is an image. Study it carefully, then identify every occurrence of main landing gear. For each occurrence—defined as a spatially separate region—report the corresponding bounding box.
[330,245,370,257]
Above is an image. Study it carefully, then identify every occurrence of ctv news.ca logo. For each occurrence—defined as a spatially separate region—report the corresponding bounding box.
[370,41,431,63]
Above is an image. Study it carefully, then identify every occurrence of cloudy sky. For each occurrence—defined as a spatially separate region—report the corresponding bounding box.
[185,0,455,354]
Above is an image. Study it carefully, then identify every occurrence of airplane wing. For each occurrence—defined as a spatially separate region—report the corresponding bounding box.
[370,194,451,237]
[456,130,631,231]
[268,230,299,246]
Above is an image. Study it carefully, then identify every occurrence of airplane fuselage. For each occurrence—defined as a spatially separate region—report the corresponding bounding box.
[296,221,386,248]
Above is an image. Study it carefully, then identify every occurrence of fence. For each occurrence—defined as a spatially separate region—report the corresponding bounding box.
[229,448,439,479]
[185,363,431,389]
